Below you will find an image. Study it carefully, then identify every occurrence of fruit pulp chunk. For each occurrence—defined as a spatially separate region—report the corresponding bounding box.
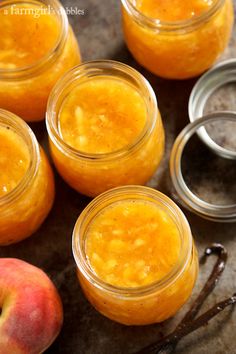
[86,200,181,287]
[0,126,30,197]
[58,77,147,154]
[0,3,60,69]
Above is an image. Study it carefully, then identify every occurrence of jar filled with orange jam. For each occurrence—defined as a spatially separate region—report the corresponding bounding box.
[0,0,81,122]
[121,0,234,79]
[73,186,198,325]
[0,109,55,245]
[46,61,165,197]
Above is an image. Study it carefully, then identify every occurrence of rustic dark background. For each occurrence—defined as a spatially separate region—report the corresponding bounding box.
[1,1,236,353]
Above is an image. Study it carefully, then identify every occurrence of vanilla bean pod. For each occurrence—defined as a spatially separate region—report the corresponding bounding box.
[135,244,229,354]
[137,293,236,354]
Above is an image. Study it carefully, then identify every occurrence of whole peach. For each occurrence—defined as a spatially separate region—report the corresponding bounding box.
[0,258,63,354]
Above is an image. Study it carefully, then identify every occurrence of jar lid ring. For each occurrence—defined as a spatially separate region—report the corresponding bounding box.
[189,59,236,160]
[170,112,236,222]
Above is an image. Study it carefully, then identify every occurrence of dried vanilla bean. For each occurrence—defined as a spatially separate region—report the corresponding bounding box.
[137,293,236,354]
[135,244,230,354]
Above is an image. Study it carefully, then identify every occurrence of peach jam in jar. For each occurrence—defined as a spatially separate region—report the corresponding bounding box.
[0,109,55,245]
[46,60,165,197]
[121,0,234,79]
[0,0,81,121]
[73,186,198,325]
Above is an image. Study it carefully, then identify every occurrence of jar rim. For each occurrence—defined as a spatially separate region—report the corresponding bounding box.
[72,186,193,297]
[121,0,224,32]
[170,112,236,222]
[0,0,68,79]
[46,60,159,162]
[0,109,40,207]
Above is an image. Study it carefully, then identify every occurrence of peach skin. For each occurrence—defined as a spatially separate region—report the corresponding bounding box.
[0,258,63,354]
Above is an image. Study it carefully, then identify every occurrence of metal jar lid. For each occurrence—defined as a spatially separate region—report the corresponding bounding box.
[189,59,236,160]
[170,112,236,223]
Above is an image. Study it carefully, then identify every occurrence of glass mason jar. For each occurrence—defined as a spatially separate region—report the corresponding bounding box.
[46,60,165,198]
[121,0,234,79]
[72,186,199,326]
[0,0,81,122]
[0,109,55,245]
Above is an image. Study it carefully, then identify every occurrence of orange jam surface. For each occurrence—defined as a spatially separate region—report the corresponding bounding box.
[135,0,217,21]
[86,200,181,288]
[0,126,30,197]
[0,3,60,69]
[59,77,147,154]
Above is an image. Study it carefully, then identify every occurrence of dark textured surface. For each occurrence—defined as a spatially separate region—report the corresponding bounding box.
[1,1,236,353]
